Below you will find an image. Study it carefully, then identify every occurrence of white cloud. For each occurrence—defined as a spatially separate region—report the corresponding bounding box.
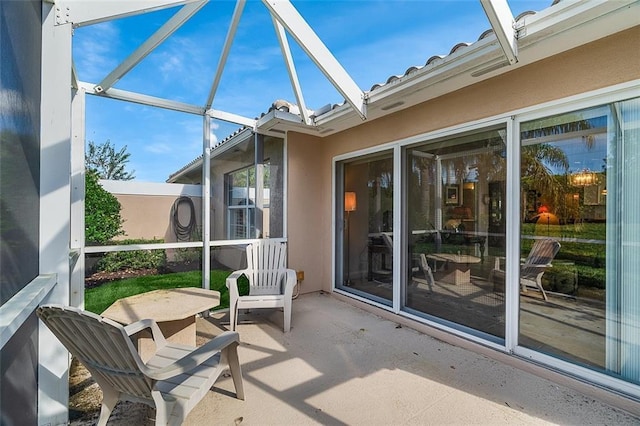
[73,22,120,83]
[150,35,215,92]
[144,142,172,154]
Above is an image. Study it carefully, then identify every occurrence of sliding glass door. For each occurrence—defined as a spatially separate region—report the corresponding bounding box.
[336,150,394,306]
[333,93,639,396]
[517,98,640,386]
[404,127,507,341]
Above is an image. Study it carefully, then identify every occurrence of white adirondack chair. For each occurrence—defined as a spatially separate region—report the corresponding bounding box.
[37,304,244,426]
[226,240,297,332]
[490,238,561,301]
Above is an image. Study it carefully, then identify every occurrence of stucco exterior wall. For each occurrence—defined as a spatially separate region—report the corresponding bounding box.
[286,27,640,294]
[114,194,203,243]
[286,134,330,293]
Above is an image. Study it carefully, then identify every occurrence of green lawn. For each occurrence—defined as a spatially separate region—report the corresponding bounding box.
[85,270,249,314]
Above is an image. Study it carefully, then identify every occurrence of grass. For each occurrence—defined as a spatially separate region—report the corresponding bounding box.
[85,270,249,315]
[521,222,606,240]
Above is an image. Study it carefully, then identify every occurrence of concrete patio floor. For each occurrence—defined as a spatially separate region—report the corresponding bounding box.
[184,292,640,425]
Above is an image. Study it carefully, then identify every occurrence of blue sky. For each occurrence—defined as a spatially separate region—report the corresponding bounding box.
[74,0,552,182]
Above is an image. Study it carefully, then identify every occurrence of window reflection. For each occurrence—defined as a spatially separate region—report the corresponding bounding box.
[405,127,506,341]
[518,99,640,386]
[338,151,394,306]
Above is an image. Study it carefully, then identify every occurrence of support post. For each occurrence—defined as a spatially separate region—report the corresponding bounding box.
[38,3,72,424]
[202,116,211,289]
[255,133,264,238]
[70,86,86,309]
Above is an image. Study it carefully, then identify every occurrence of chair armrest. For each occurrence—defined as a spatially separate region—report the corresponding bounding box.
[145,331,240,381]
[283,269,297,297]
[226,270,248,289]
[226,269,248,304]
[124,318,167,349]
[521,263,551,269]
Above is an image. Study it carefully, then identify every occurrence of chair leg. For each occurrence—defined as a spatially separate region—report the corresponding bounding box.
[152,390,176,426]
[424,266,434,293]
[97,386,119,426]
[536,275,549,301]
[225,343,245,400]
[229,299,238,331]
[419,254,434,293]
[283,297,292,332]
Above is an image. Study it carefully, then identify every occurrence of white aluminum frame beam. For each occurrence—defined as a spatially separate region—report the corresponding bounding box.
[79,82,256,127]
[206,108,257,128]
[70,86,86,309]
[273,18,311,125]
[202,116,212,289]
[206,0,246,109]
[262,0,366,120]
[78,81,205,115]
[95,1,207,93]
[57,0,200,27]
[480,0,518,65]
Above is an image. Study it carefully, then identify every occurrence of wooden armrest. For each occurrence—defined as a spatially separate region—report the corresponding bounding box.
[145,331,240,381]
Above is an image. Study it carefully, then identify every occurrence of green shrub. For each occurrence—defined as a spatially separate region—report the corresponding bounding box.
[575,264,606,289]
[174,247,202,263]
[542,262,578,294]
[97,239,166,272]
[85,171,124,244]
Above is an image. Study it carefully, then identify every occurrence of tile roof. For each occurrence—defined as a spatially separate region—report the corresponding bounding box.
[258,9,539,121]
[167,127,251,182]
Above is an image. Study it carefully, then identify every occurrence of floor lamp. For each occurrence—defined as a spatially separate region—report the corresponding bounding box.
[344,192,357,285]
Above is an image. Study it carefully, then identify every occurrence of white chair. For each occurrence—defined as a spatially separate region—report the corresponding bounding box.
[226,240,297,332]
[490,238,561,301]
[37,304,244,426]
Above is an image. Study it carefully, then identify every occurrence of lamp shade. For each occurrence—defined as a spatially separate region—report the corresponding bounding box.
[344,192,357,212]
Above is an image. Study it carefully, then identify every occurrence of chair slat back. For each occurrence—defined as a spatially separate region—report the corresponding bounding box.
[37,305,152,399]
[246,240,287,296]
[521,239,561,279]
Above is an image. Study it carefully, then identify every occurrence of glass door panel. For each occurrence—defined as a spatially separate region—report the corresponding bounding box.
[518,99,640,387]
[337,151,394,306]
[405,128,506,341]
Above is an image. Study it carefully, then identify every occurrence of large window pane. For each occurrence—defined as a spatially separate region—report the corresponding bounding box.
[337,151,394,306]
[518,99,640,385]
[405,128,506,340]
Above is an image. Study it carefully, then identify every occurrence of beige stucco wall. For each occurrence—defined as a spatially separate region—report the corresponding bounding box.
[287,27,640,294]
[114,194,203,243]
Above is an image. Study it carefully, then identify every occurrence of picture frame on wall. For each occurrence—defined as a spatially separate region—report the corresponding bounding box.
[445,185,460,205]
